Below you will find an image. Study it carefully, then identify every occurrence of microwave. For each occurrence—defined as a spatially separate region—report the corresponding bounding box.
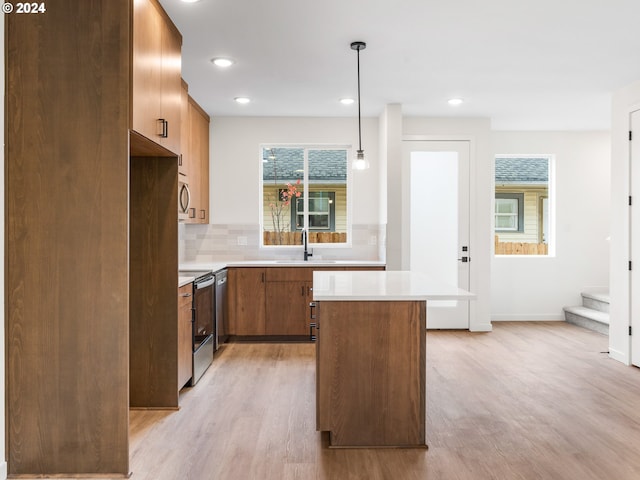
[178,174,191,221]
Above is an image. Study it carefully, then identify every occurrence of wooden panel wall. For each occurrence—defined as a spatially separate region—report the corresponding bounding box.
[5,0,131,475]
[129,156,179,408]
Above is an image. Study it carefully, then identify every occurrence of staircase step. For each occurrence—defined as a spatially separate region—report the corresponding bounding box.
[563,306,609,335]
[581,291,610,313]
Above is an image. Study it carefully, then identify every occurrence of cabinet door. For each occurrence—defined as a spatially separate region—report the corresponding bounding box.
[178,284,193,390]
[265,281,308,335]
[160,19,182,154]
[179,80,190,177]
[186,97,210,224]
[132,0,162,142]
[228,268,266,335]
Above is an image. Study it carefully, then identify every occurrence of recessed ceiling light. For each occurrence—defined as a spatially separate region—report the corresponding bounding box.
[340,98,355,105]
[211,57,234,68]
[181,0,202,3]
[448,98,464,106]
[234,97,251,104]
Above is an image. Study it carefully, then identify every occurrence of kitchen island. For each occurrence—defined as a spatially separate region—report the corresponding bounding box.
[312,270,474,448]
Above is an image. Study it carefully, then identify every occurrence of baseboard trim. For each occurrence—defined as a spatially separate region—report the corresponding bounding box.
[470,322,493,332]
[608,348,629,365]
[491,314,564,321]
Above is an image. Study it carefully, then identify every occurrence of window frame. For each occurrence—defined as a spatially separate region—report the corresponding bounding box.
[494,154,555,257]
[495,193,524,233]
[260,144,352,248]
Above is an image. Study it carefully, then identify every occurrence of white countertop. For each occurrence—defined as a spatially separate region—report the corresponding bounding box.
[179,275,195,287]
[312,270,475,301]
[179,260,384,270]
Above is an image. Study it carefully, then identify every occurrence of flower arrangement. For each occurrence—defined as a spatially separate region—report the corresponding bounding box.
[268,179,301,244]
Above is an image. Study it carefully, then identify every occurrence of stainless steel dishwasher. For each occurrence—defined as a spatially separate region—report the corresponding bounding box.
[215,269,228,347]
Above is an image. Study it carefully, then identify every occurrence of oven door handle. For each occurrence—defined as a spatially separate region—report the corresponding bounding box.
[194,277,215,289]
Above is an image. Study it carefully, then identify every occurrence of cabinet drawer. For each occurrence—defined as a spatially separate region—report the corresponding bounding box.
[265,267,312,282]
[179,284,193,307]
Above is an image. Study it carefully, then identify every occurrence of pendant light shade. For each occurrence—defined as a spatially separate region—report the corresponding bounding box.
[350,41,369,170]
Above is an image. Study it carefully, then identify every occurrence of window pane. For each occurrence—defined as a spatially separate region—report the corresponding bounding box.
[496,198,517,214]
[308,149,347,243]
[496,215,517,229]
[309,197,329,213]
[495,156,551,255]
[309,214,329,229]
[262,147,304,245]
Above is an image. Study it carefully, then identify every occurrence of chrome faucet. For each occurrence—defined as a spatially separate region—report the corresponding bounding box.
[302,229,313,261]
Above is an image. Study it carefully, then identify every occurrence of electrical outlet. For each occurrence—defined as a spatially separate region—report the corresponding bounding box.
[237,236,248,246]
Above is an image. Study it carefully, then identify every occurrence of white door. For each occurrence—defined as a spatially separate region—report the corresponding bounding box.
[403,140,470,329]
[631,109,640,367]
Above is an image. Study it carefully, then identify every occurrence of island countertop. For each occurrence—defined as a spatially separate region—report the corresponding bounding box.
[312,270,475,301]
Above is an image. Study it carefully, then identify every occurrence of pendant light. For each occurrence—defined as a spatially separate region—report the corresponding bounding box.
[351,41,369,170]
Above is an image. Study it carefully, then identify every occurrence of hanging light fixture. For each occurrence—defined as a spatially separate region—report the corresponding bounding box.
[351,41,369,170]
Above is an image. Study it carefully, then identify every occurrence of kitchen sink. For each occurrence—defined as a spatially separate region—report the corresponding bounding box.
[275,259,338,264]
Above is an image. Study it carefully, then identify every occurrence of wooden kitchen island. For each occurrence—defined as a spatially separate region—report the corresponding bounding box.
[312,270,474,448]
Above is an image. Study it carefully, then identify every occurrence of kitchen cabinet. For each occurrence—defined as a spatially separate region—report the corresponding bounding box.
[228,268,266,335]
[6,0,182,476]
[315,300,426,447]
[185,96,211,223]
[179,79,190,177]
[178,283,193,390]
[228,266,384,337]
[132,0,182,155]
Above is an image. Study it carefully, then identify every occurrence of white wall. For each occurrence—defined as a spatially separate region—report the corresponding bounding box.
[610,80,640,364]
[1,15,6,480]
[491,131,611,321]
[210,116,379,226]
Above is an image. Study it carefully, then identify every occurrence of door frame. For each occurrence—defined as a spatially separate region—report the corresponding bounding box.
[630,108,640,367]
[401,135,478,329]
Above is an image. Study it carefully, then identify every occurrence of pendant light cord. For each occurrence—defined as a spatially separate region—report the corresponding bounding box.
[357,47,362,152]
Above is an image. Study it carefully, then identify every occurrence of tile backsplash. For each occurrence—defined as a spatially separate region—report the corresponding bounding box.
[179,223,386,263]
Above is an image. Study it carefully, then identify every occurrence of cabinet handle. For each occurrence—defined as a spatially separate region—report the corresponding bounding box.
[301,286,305,296]
[178,154,183,167]
[189,207,196,218]
[309,302,316,320]
[158,118,168,138]
[261,272,265,283]
[200,209,206,220]
[309,321,318,342]
[181,292,192,297]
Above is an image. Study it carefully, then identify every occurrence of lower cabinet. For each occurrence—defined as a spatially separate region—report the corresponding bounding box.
[228,266,384,337]
[228,268,266,335]
[265,281,309,335]
[178,283,193,390]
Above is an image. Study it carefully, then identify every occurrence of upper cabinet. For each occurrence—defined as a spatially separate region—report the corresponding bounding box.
[185,95,211,224]
[132,0,182,155]
[179,79,190,177]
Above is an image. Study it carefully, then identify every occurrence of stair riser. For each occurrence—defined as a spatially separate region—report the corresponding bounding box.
[582,296,609,313]
[564,311,609,335]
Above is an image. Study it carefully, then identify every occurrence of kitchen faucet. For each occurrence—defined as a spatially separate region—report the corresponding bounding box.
[302,229,313,261]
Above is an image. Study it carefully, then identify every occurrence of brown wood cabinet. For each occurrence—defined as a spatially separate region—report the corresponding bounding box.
[316,300,426,447]
[6,0,182,475]
[228,266,384,337]
[179,79,190,177]
[132,0,182,155]
[178,283,194,390]
[228,268,266,335]
[185,96,211,223]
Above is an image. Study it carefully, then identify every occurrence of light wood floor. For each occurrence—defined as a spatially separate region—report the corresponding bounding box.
[85,322,640,478]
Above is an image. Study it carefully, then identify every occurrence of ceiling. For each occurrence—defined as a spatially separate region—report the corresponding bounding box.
[159,0,640,131]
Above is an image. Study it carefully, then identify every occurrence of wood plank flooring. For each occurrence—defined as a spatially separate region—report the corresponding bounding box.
[55,322,640,479]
